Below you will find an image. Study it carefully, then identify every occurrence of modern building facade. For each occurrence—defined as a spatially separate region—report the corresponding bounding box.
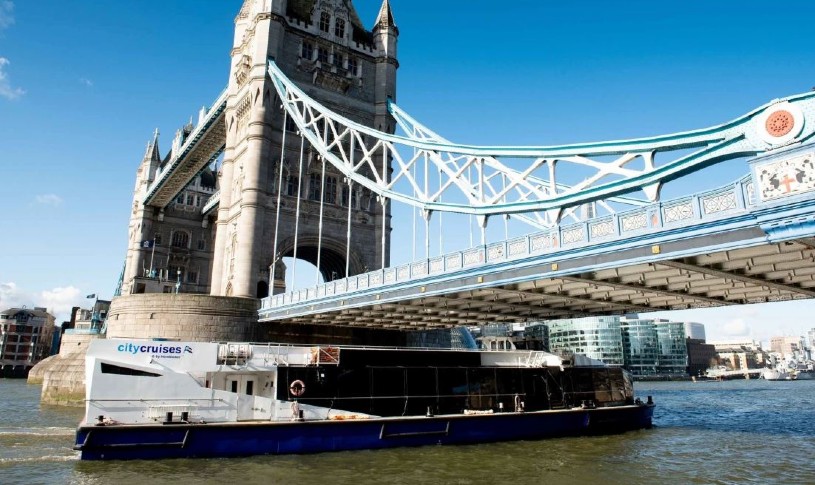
[620,318,660,376]
[686,338,716,376]
[1,307,56,377]
[653,320,688,375]
[546,316,626,367]
[541,315,689,377]
[683,322,706,341]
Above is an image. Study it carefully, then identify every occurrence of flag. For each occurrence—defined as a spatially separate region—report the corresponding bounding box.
[141,240,155,249]
[86,294,96,299]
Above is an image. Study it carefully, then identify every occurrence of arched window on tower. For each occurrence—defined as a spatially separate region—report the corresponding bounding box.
[334,18,345,38]
[317,46,329,65]
[171,230,190,249]
[324,176,337,204]
[309,173,321,201]
[287,175,299,197]
[301,41,314,61]
[319,12,330,33]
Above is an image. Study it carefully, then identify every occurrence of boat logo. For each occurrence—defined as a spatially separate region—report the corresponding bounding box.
[117,343,191,359]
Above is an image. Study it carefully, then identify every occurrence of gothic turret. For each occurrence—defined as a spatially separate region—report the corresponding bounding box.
[373,0,398,134]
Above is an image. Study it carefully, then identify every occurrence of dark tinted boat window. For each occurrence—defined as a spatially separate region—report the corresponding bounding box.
[100,362,161,377]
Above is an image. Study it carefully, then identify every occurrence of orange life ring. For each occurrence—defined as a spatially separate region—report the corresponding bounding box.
[289,379,306,397]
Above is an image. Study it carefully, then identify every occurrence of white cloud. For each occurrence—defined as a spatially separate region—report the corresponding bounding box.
[0,282,88,324]
[0,281,28,308]
[79,77,93,87]
[0,1,13,31]
[39,286,83,322]
[35,193,63,207]
[0,57,24,100]
[721,318,751,337]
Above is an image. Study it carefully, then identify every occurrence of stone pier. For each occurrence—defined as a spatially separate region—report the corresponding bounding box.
[30,294,259,405]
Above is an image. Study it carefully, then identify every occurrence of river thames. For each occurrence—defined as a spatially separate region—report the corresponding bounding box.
[1,378,813,485]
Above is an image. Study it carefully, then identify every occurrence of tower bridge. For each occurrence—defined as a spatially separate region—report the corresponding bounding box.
[120,0,815,334]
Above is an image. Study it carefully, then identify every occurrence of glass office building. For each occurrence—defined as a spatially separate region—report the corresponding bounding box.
[546,316,625,367]
[654,320,687,375]
[620,318,660,376]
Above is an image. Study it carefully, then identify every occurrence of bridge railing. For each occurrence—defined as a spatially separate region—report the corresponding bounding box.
[262,175,754,310]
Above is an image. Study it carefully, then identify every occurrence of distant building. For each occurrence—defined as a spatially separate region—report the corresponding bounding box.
[710,340,769,370]
[653,320,688,375]
[620,317,660,376]
[686,338,716,376]
[770,336,805,358]
[547,316,625,367]
[0,307,56,377]
[541,315,690,376]
[808,328,815,349]
[683,322,706,341]
[709,339,763,352]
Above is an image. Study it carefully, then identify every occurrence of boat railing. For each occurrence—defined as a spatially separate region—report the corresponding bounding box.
[311,346,340,365]
[86,398,228,403]
[524,351,549,368]
[217,343,253,365]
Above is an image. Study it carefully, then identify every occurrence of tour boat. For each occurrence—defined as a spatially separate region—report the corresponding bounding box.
[73,339,655,460]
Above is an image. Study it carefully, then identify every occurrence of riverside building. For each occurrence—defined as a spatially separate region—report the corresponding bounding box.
[541,315,689,377]
[0,307,56,377]
[546,316,626,367]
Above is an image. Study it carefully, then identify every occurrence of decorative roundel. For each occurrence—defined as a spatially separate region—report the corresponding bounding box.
[765,110,795,137]
[755,101,805,146]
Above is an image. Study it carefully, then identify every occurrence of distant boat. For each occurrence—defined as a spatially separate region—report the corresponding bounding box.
[760,368,790,381]
[793,369,815,380]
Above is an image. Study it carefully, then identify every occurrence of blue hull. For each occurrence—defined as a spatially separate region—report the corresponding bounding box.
[75,404,654,460]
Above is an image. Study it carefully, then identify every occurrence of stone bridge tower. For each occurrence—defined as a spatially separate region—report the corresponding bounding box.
[210,0,398,299]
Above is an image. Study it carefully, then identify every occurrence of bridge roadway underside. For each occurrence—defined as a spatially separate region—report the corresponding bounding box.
[261,230,815,329]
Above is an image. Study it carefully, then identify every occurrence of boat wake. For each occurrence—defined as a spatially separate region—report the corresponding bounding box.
[0,427,75,437]
[0,454,79,464]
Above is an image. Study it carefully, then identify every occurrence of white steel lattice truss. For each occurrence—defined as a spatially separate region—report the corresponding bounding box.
[268,60,815,225]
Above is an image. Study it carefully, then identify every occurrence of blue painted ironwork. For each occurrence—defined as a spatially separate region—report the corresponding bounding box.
[143,89,228,207]
[267,60,815,218]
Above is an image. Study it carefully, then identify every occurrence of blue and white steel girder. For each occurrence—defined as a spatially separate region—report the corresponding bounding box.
[259,172,758,313]
[388,101,649,228]
[143,89,228,207]
[267,59,815,217]
[259,165,815,319]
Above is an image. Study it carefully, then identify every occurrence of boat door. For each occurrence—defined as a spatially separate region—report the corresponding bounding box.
[227,375,258,396]
[228,375,260,421]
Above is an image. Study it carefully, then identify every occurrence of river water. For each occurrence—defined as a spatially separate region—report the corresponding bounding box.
[1,378,813,485]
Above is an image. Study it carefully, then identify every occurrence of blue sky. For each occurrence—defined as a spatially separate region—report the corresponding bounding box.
[2,0,815,344]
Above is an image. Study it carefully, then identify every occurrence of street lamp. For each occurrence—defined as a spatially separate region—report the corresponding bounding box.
[175,269,181,294]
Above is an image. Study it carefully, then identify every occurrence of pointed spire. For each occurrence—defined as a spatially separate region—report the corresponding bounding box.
[375,0,397,31]
[144,128,161,163]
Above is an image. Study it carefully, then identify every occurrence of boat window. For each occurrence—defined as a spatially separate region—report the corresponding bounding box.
[231,380,239,393]
[100,362,161,377]
[246,380,254,396]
